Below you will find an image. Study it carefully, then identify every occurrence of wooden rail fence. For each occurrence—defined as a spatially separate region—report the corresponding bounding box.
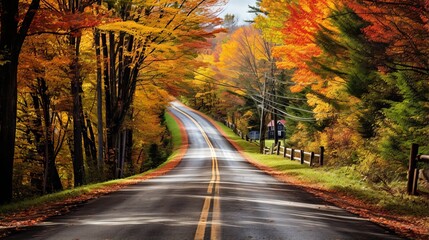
[264,142,324,167]
[225,121,325,167]
[408,143,429,195]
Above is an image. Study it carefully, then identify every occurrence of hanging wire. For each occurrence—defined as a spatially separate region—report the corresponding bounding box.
[252,94,328,115]
[249,95,316,122]
[188,69,244,89]
[264,91,307,101]
[188,69,338,120]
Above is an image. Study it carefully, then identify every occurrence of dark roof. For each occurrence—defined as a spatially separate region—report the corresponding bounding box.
[267,120,286,127]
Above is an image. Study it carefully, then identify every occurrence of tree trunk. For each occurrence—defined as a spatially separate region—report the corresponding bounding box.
[0,57,18,204]
[273,111,279,145]
[0,0,19,204]
[71,53,85,186]
[259,112,268,154]
[94,29,104,171]
[0,0,41,203]
[86,116,98,165]
[103,32,116,178]
[119,130,127,178]
[126,128,133,162]
[100,30,139,179]
[38,78,62,193]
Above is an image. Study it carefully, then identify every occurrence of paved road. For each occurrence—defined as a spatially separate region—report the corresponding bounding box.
[6,102,402,240]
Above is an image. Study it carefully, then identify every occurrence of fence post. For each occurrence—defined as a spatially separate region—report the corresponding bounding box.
[290,148,294,160]
[412,168,419,195]
[407,143,419,195]
[300,150,304,164]
[270,143,275,154]
[310,152,314,166]
[319,146,324,166]
[283,147,287,158]
[276,142,281,155]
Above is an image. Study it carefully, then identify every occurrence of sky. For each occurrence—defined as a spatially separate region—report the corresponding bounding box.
[220,0,257,25]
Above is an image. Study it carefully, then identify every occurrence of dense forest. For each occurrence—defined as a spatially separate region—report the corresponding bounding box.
[1,0,428,204]
[182,0,429,189]
[0,0,225,204]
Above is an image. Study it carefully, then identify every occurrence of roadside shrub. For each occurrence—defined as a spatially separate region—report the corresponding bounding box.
[356,149,405,184]
[319,123,362,166]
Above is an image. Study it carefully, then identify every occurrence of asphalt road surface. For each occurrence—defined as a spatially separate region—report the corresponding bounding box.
[6,101,403,240]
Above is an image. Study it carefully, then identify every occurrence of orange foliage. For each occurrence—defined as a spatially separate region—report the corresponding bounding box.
[22,1,111,37]
[345,0,429,73]
[272,0,333,92]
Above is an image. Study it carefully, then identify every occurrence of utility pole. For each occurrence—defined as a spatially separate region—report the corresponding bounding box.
[270,64,279,145]
[259,74,267,153]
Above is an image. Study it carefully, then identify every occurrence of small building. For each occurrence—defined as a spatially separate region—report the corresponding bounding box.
[247,131,260,140]
[267,120,286,139]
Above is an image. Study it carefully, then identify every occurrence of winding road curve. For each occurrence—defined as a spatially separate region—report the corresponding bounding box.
[6,101,402,240]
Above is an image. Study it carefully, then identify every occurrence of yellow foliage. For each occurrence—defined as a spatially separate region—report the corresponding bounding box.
[131,85,170,145]
[255,0,291,44]
[217,25,274,94]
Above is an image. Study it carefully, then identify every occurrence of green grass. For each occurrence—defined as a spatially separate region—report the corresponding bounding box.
[165,111,182,150]
[217,121,429,217]
[0,111,184,215]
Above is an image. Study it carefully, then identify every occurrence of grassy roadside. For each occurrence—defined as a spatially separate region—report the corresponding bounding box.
[215,121,429,238]
[165,111,182,151]
[0,111,184,216]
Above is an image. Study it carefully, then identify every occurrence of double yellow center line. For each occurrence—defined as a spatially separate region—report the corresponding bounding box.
[172,106,221,240]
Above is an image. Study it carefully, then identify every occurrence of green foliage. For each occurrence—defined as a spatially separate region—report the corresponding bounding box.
[378,72,429,162]
[282,5,428,182]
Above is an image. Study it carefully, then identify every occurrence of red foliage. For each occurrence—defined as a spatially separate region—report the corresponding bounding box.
[274,0,331,92]
[19,2,113,37]
[345,0,429,73]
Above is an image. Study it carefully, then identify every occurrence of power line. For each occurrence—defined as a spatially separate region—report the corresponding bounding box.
[188,69,243,89]
[251,93,320,115]
[265,91,307,101]
[249,95,316,122]
[264,75,320,86]
[189,69,334,119]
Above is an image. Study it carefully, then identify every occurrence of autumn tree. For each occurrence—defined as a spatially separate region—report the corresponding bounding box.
[95,0,223,178]
[254,0,428,179]
[346,0,429,75]
[0,0,41,204]
[223,14,238,32]
[271,0,335,93]
[132,86,171,172]
[218,25,277,152]
[30,0,101,186]
[346,0,429,162]
[16,34,76,194]
[253,0,288,44]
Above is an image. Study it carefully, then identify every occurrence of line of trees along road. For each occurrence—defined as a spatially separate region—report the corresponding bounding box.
[0,0,225,204]
[182,0,429,191]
